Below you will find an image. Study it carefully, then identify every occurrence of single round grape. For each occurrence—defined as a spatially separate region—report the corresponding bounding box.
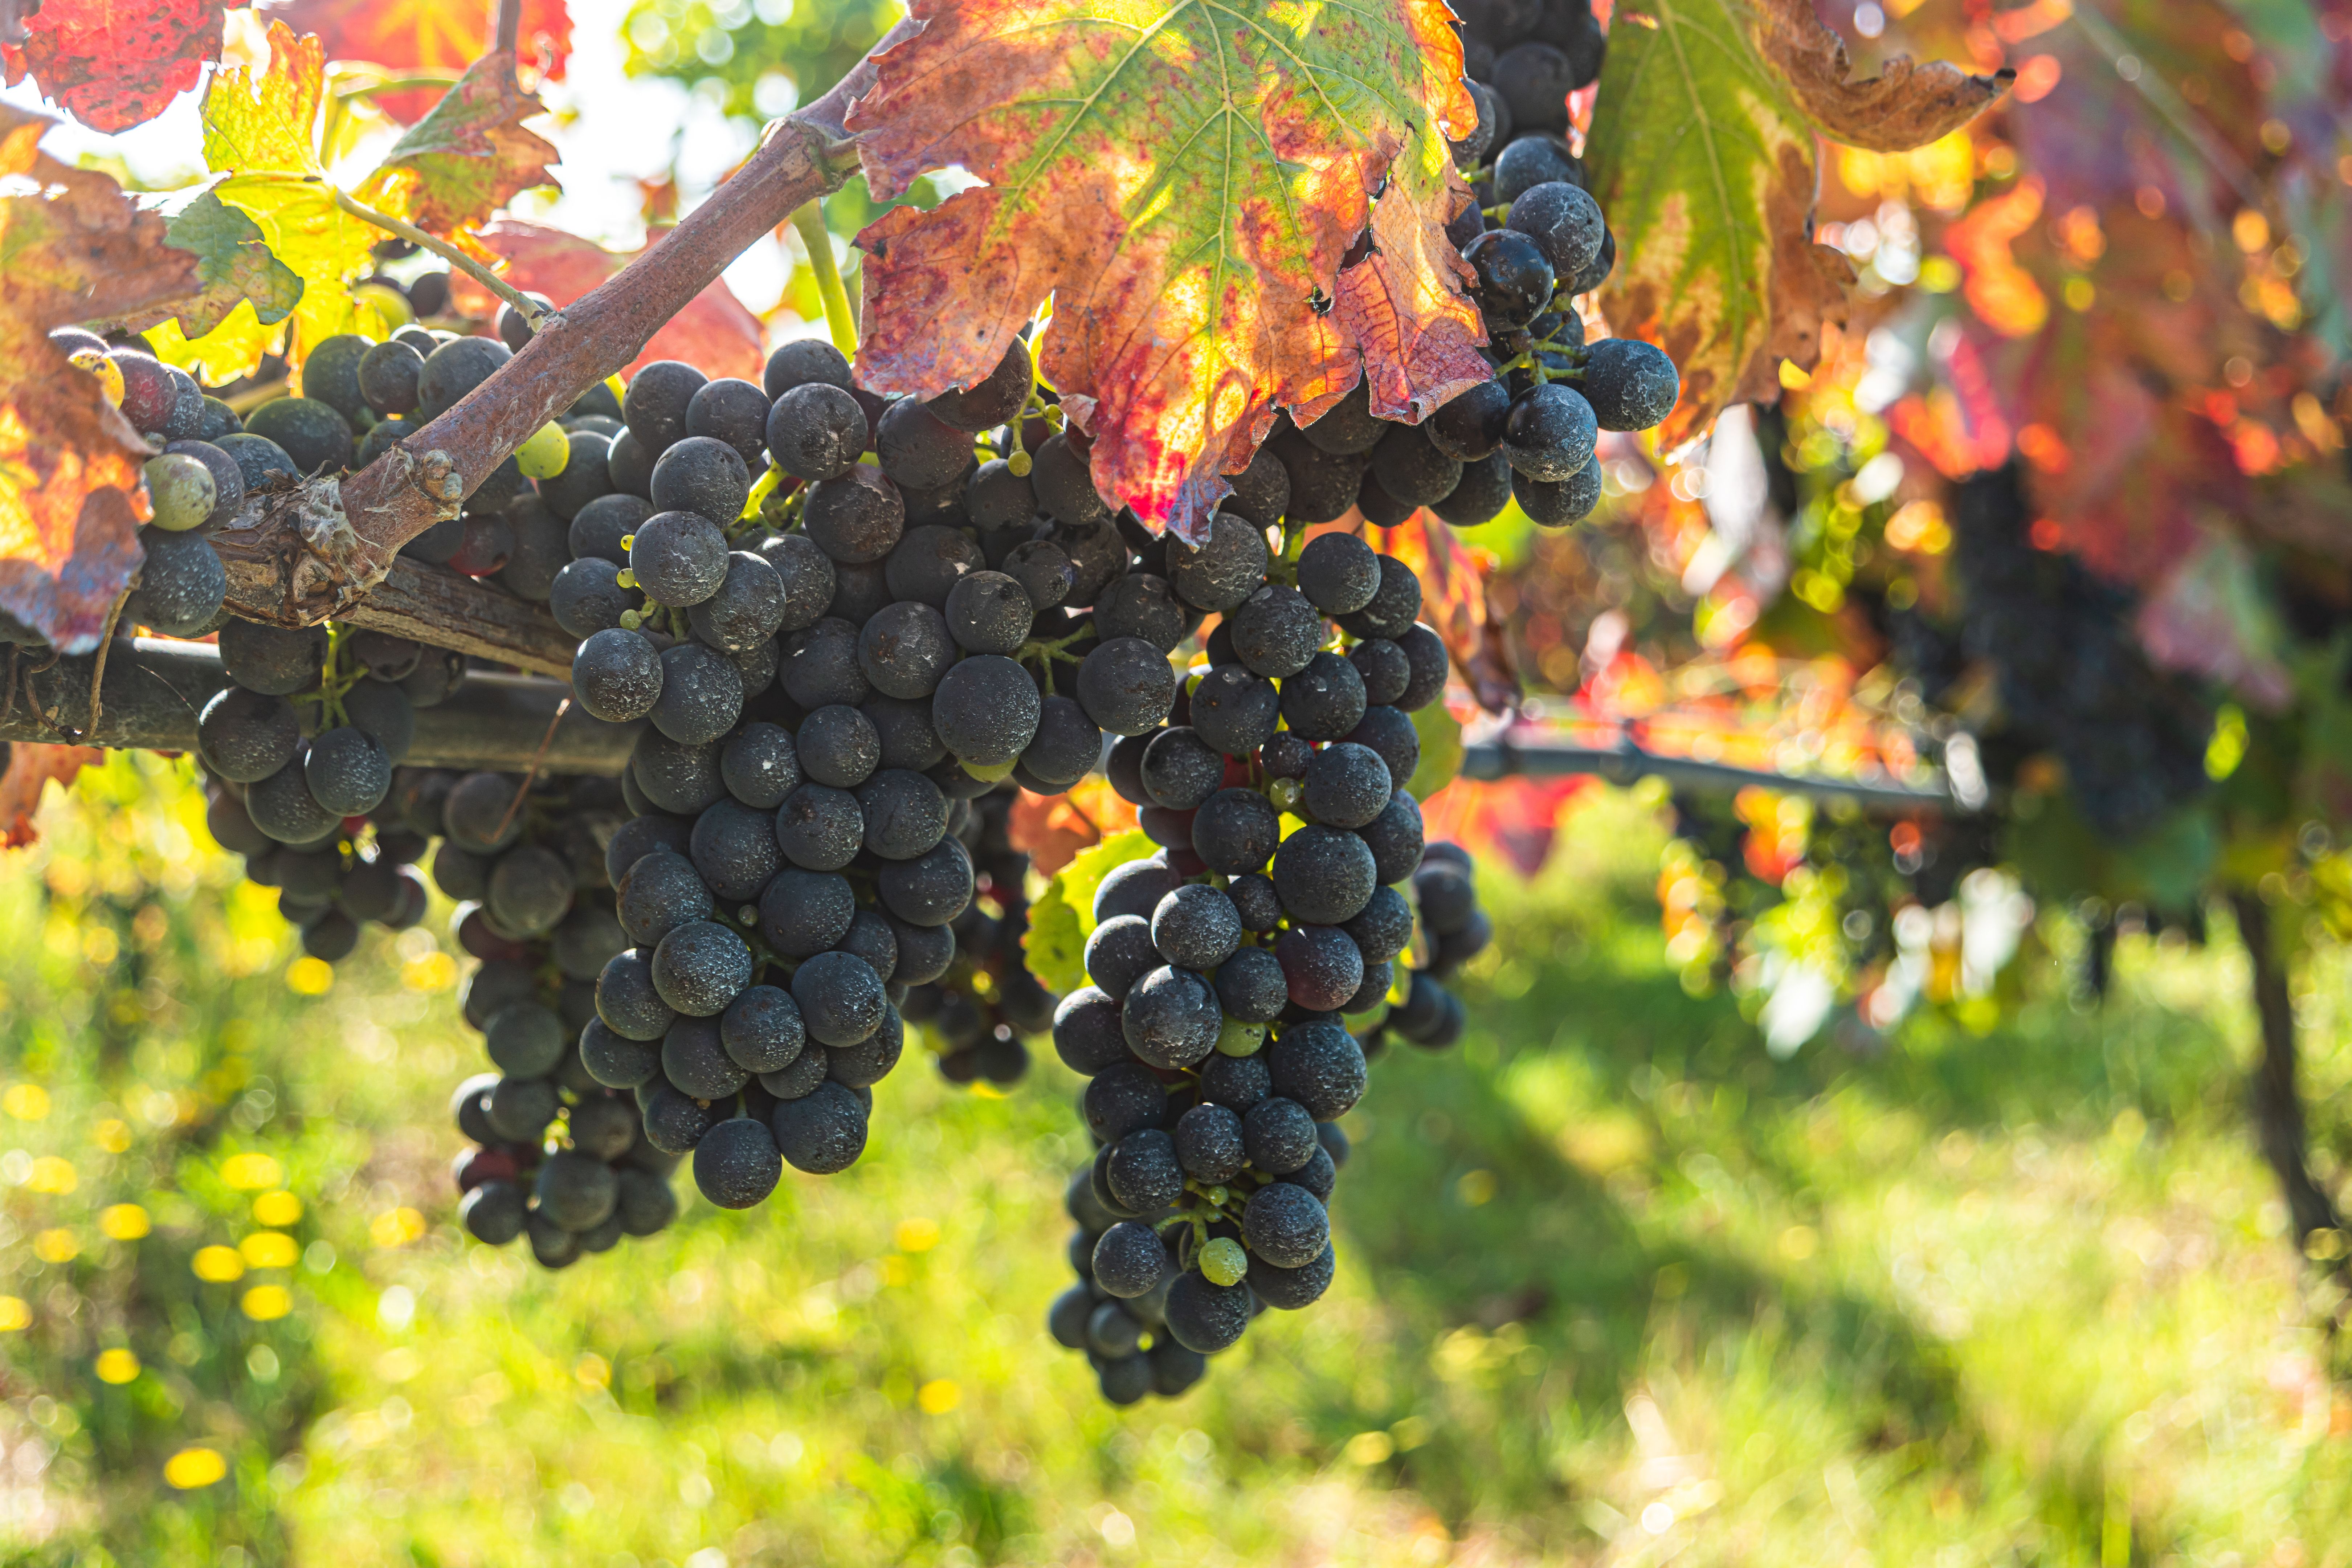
[856,768,947,860]
[142,452,217,532]
[803,466,906,565]
[1187,787,1278,877]
[1031,433,1108,526]
[571,627,663,722]
[771,1079,869,1173]
[1230,585,1323,678]
[763,338,853,399]
[1274,923,1366,1012]
[1163,1270,1251,1353]
[1298,380,1385,455]
[665,1014,751,1099]
[758,867,856,957]
[1268,1019,1368,1120]
[1463,228,1555,330]
[877,835,973,927]
[1512,458,1602,526]
[932,654,1042,765]
[875,397,972,490]
[943,570,1034,654]
[774,782,866,871]
[622,360,708,454]
[650,919,754,1016]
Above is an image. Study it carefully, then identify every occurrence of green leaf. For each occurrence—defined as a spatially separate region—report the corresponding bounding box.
[1583,0,2002,448]
[1408,701,1463,801]
[159,190,303,339]
[200,23,389,358]
[1024,829,1156,996]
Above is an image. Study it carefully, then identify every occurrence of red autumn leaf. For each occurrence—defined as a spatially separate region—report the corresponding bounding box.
[1,0,240,133]
[0,742,104,849]
[844,0,1492,539]
[445,219,763,382]
[0,104,200,650]
[352,50,558,236]
[256,0,572,121]
[1008,777,1138,877]
[1360,514,1519,713]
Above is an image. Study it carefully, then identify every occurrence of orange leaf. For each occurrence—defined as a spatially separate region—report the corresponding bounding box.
[1364,513,1519,712]
[1,0,237,133]
[1008,777,1137,877]
[352,50,558,236]
[844,0,1491,539]
[445,220,764,382]
[0,104,195,650]
[258,0,572,121]
[0,742,102,848]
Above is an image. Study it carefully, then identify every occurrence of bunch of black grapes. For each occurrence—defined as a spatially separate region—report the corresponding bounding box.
[1945,466,2211,840]
[192,621,466,960]
[533,327,1189,1218]
[1033,530,1469,1402]
[1266,0,1678,536]
[1354,841,1487,1057]
[898,783,1059,1088]
[425,768,680,1268]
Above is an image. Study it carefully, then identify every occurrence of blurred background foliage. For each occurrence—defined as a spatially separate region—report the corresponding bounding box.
[1,764,2349,1565]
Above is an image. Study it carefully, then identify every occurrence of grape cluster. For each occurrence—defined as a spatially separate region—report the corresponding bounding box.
[47,327,242,641]
[192,623,471,960]
[1355,840,1488,1057]
[1300,0,1679,534]
[523,328,1197,1216]
[425,770,680,1268]
[898,784,1057,1087]
[1945,466,2211,839]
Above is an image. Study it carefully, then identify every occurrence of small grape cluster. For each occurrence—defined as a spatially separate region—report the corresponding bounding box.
[1272,0,1677,535]
[45,327,244,642]
[192,623,470,960]
[423,769,681,1268]
[1355,842,1488,1057]
[898,784,1058,1088]
[1027,528,1467,1401]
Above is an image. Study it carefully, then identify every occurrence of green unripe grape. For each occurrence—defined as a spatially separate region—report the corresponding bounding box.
[515,420,570,479]
[142,453,216,532]
[1199,1236,1248,1287]
[1215,1016,1265,1057]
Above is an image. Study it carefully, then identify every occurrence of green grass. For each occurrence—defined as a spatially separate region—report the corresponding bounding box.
[2,761,2349,1565]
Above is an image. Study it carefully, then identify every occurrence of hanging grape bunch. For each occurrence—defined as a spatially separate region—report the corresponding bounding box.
[899,782,1059,1088]
[426,768,677,1269]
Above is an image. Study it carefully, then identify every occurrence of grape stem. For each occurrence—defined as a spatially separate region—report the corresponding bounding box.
[789,200,859,361]
[331,188,553,328]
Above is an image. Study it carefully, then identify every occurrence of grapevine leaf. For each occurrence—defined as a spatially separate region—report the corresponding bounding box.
[147,190,305,340]
[260,0,572,121]
[201,22,385,359]
[352,50,558,236]
[0,0,234,133]
[1585,0,2005,447]
[1406,699,1462,802]
[0,743,104,849]
[1006,777,1138,878]
[1024,828,1156,996]
[845,0,1492,540]
[444,220,765,381]
[0,103,195,650]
